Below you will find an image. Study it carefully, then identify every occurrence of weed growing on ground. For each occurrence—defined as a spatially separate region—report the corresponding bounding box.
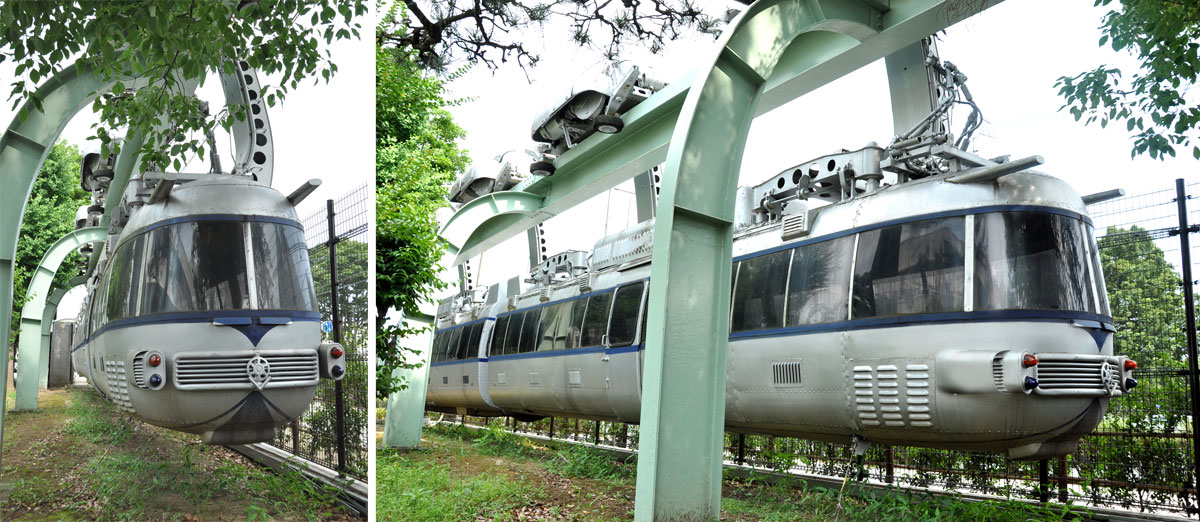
[544,444,636,482]
[472,424,539,457]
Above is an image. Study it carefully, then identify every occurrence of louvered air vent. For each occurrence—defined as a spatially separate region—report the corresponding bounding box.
[772,361,803,386]
[781,212,810,240]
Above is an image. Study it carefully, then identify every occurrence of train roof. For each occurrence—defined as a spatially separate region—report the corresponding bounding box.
[121,175,301,238]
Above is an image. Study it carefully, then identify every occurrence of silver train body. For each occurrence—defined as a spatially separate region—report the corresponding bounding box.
[425,170,1135,459]
[71,175,345,444]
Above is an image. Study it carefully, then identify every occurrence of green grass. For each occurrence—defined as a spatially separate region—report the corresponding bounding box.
[377,449,542,521]
[3,388,348,521]
[383,423,1100,522]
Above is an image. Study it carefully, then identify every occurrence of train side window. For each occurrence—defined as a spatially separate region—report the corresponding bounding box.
[105,243,127,322]
[122,235,147,319]
[973,212,1095,313]
[853,217,965,318]
[536,303,563,351]
[608,283,644,346]
[518,308,541,353]
[432,330,445,363]
[142,227,173,313]
[490,316,509,356]
[580,291,613,346]
[787,236,853,326]
[446,328,463,361]
[503,312,524,354]
[731,250,791,332]
[568,297,587,349]
[466,322,483,359]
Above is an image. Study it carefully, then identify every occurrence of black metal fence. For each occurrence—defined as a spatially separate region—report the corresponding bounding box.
[454,178,1200,517]
[271,185,369,480]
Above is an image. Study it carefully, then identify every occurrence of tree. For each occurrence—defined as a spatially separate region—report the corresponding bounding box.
[0,0,367,171]
[379,0,722,72]
[1056,0,1200,160]
[10,141,89,345]
[1098,225,1186,367]
[376,4,471,400]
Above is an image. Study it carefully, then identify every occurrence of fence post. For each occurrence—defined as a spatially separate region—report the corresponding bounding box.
[1176,178,1200,498]
[1038,459,1050,503]
[1057,455,1068,503]
[549,417,555,439]
[326,199,346,473]
[885,446,895,484]
[736,434,745,465]
[594,421,601,445]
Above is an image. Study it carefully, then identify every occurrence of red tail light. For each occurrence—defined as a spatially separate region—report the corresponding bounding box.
[148,354,162,367]
[1124,359,1137,372]
[1022,354,1038,367]
[331,346,344,358]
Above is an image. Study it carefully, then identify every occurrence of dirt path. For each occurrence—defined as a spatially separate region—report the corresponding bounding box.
[1,387,354,521]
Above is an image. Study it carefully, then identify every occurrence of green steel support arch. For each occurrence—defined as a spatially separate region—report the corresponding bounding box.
[382,310,435,449]
[14,227,105,411]
[39,274,88,389]
[387,0,1003,516]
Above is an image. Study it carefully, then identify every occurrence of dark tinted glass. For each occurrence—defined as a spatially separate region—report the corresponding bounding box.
[448,328,460,362]
[609,283,644,346]
[519,308,541,353]
[1089,233,1110,316]
[141,221,251,313]
[432,332,447,363]
[853,217,965,318]
[581,291,613,346]
[252,223,318,311]
[731,250,791,332]
[536,303,562,351]
[974,212,1096,313]
[568,297,587,349]
[490,316,509,356]
[464,323,482,359]
[503,312,523,354]
[787,236,852,325]
[105,242,128,322]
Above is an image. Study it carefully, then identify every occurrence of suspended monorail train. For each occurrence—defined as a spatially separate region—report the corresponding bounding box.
[425,147,1136,460]
[70,175,346,444]
[61,56,343,445]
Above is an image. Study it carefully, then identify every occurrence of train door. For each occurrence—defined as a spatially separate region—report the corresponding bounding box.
[605,281,645,422]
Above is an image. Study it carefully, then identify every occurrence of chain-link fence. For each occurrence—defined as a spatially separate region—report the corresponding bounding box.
[452,178,1200,517]
[271,185,369,480]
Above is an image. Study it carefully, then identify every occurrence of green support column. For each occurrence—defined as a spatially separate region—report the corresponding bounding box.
[14,227,105,411]
[383,310,435,448]
[634,1,1001,519]
[39,275,87,389]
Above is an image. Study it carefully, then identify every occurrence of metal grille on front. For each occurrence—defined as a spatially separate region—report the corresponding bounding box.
[174,350,319,390]
[132,352,148,389]
[1033,353,1122,397]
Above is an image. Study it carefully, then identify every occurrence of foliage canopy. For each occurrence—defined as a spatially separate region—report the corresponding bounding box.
[0,0,366,171]
[376,4,471,399]
[1056,0,1200,160]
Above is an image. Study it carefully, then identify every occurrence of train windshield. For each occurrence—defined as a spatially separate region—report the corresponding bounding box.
[104,220,317,320]
[973,212,1104,314]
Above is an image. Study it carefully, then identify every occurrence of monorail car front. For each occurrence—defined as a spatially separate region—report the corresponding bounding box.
[71,175,345,444]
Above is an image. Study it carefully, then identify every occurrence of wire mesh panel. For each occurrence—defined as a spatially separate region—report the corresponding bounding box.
[270,185,369,480]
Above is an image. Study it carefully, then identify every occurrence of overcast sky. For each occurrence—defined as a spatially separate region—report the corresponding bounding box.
[0,20,373,319]
[442,0,1200,292]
